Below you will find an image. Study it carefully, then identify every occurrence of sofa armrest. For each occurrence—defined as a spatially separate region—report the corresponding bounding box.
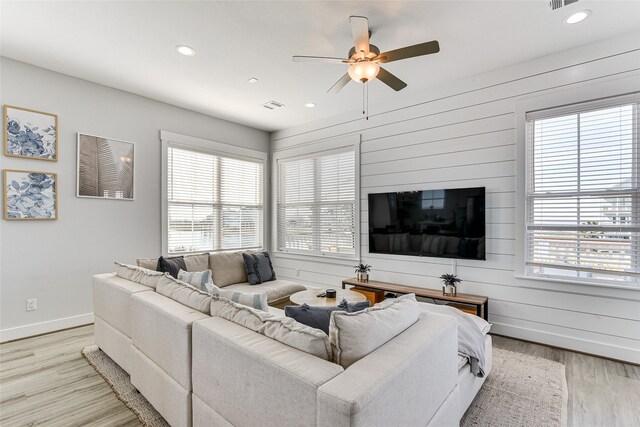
[317,312,458,427]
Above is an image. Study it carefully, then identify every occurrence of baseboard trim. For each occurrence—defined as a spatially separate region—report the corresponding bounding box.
[491,322,640,365]
[0,313,94,343]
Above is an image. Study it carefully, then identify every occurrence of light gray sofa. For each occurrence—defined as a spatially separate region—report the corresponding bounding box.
[92,250,492,427]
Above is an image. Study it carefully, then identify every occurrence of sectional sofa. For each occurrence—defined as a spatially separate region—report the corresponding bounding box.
[92,250,492,427]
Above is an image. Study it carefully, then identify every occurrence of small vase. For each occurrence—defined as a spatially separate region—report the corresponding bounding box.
[357,272,369,282]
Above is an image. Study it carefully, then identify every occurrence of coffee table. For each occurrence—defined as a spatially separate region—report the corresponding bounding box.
[289,289,366,307]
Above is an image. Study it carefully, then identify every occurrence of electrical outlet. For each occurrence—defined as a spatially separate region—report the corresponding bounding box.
[26,299,37,311]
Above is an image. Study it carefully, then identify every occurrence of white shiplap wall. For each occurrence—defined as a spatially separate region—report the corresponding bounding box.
[270,31,640,364]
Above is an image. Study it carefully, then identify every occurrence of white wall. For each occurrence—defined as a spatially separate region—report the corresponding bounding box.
[0,58,269,341]
[271,31,640,363]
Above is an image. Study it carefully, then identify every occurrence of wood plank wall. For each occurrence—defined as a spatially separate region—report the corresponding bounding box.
[270,32,640,363]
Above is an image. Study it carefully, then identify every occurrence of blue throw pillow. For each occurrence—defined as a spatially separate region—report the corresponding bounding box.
[243,251,276,285]
[285,299,371,334]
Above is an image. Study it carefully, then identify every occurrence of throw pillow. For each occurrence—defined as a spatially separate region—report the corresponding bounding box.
[242,251,276,285]
[114,262,165,289]
[329,293,421,368]
[209,251,247,287]
[210,296,332,360]
[177,268,216,293]
[156,256,186,278]
[218,288,269,312]
[156,273,212,314]
[284,299,371,334]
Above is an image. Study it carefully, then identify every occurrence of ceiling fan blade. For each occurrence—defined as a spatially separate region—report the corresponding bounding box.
[328,73,352,94]
[349,15,370,56]
[292,55,348,64]
[379,40,440,63]
[377,67,407,91]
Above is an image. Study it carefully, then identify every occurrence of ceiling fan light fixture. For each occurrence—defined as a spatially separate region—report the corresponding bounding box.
[348,60,380,83]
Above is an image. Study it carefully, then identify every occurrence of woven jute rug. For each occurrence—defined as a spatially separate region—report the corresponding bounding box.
[81,345,169,427]
[461,347,568,427]
[83,345,567,427]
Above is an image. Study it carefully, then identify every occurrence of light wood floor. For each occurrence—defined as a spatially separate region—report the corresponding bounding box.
[1,325,639,426]
[0,324,141,426]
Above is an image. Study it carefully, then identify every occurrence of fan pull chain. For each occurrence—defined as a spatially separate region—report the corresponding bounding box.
[366,82,369,120]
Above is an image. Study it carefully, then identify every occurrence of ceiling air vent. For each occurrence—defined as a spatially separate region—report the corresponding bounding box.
[261,101,285,110]
[549,0,579,10]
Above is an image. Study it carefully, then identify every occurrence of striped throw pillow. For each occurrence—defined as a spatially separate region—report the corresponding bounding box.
[177,269,216,293]
[218,289,269,312]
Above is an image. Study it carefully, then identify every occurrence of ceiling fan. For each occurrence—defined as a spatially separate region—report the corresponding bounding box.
[292,16,440,93]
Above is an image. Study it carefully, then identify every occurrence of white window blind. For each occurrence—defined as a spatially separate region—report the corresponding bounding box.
[277,149,356,258]
[167,145,263,253]
[525,93,639,286]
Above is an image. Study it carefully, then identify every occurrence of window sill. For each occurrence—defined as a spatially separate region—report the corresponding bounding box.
[272,251,358,267]
[514,274,640,291]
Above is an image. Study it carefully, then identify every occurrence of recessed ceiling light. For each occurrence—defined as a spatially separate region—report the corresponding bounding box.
[175,45,195,56]
[304,103,316,108]
[247,77,259,84]
[566,10,591,24]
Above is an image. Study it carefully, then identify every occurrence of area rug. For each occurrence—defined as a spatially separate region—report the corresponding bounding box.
[461,347,568,427]
[81,345,169,427]
[83,345,567,427]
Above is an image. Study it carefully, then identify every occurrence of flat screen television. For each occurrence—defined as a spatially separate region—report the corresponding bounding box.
[368,187,486,260]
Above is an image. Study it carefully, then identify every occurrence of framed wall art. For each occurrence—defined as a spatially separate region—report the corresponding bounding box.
[77,133,134,200]
[4,169,58,220]
[4,105,58,161]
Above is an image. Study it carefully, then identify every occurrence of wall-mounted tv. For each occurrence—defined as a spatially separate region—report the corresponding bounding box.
[368,187,486,260]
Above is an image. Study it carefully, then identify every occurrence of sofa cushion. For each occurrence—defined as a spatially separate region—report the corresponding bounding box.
[218,289,269,312]
[389,233,410,252]
[136,257,159,271]
[242,251,276,285]
[261,316,332,361]
[93,273,152,337]
[157,255,186,278]
[137,253,209,272]
[177,268,214,292]
[224,279,305,303]
[209,251,247,287]
[130,291,209,392]
[184,253,209,272]
[329,294,421,368]
[211,296,275,332]
[114,262,164,289]
[210,297,332,360]
[284,300,371,334]
[156,274,211,314]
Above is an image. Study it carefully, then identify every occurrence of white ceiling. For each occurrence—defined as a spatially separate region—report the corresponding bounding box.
[2,1,639,132]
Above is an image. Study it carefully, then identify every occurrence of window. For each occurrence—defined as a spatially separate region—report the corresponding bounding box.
[525,94,639,286]
[166,145,263,254]
[277,148,357,258]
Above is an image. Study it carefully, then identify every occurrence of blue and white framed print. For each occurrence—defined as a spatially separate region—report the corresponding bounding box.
[4,169,58,220]
[4,105,58,161]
